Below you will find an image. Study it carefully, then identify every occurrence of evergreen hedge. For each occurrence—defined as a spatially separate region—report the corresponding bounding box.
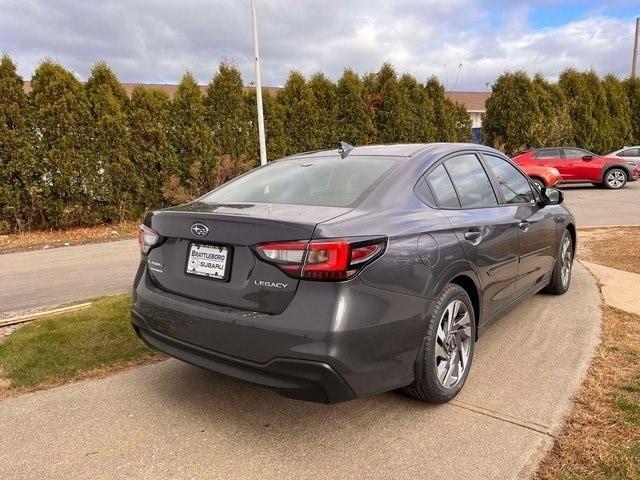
[0,54,636,233]
[484,69,635,155]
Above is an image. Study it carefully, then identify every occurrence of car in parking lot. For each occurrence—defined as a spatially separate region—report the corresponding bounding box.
[604,146,640,178]
[132,143,576,404]
[519,164,562,190]
[512,147,640,189]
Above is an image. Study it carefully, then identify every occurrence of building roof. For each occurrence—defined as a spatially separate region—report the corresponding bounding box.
[23,80,488,112]
[445,91,490,111]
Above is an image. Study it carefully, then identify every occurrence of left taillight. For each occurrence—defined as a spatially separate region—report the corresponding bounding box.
[253,238,386,281]
[138,224,160,254]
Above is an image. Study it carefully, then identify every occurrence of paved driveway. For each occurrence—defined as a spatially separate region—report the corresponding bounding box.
[0,239,139,316]
[0,263,600,480]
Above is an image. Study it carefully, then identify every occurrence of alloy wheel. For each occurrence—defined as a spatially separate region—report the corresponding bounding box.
[434,299,472,389]
[560,235,572,288]
[606,170,626,189]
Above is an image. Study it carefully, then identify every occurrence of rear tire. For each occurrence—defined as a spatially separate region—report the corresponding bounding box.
[603,168,627,189]
[543,229,573,295]
[403,284,476,403]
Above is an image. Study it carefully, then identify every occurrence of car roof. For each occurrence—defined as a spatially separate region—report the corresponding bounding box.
[279,143,495,160]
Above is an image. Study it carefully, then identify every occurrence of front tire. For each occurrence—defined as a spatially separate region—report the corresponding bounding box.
[403,284,476,403]
[543,229,573,295]
[604,168,627,189]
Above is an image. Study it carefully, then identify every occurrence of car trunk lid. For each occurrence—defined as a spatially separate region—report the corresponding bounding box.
[145,202,351,314]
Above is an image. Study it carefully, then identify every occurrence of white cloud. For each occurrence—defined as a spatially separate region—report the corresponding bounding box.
[0,0,635,90]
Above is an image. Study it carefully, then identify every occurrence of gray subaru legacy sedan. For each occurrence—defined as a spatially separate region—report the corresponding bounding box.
[131,143,576,404]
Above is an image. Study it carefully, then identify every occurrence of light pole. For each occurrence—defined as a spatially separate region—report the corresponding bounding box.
[633,17,639,78]
[251,0,267,165]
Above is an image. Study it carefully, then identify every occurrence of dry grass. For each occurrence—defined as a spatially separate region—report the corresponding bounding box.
[536,306,640,479]
[0,220,139,253]
[578,227,640,274]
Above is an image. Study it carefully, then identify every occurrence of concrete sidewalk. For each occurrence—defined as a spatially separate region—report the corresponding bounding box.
[0,263,601,480]
[581,261,640,316]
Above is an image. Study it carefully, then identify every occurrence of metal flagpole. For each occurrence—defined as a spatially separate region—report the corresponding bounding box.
[251,0,267,165]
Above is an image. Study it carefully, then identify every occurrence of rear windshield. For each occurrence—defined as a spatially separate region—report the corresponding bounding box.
[201,156,398,207]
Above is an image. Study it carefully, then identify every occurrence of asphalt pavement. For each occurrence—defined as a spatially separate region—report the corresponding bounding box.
[0,239,139,317]
[0,262,600,480]
[562,180,640,226]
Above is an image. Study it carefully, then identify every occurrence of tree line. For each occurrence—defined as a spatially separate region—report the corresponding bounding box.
[483,70,640,156]
[0,55,471,233]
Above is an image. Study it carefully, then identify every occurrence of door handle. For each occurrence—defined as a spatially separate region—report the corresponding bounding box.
[464,227,483,244]
[518,220,530,232]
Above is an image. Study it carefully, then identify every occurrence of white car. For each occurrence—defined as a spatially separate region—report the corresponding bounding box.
[606,146,640,181]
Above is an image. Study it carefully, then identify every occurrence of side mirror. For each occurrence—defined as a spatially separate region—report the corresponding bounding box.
[540,187,563,206]
[582,154,594,161]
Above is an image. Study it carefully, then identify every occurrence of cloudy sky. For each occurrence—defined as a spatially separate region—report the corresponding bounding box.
[1,0,639,90]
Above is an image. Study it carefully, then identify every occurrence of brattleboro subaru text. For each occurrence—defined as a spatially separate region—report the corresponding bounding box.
[131,143,575,404]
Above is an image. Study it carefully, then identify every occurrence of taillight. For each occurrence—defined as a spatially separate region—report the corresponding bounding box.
[138,224,160,254]
[254,239,385,281]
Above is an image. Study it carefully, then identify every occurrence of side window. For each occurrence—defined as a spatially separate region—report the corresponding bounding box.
[483,154,534,204]
[618,148,639,157]
[564,148,588,159]
[534,149,561,159]
[425,164,460,208]
[444,154,497,208]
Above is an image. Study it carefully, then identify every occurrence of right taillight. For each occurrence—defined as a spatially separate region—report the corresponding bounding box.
[138,224,161,254]
[253,238,385,281]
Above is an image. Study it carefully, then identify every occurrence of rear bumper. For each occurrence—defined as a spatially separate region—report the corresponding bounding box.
[132,313,355,403]
[131,262,432,403]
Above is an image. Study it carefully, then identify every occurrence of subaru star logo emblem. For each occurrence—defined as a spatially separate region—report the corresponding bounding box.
[191,223,209,237]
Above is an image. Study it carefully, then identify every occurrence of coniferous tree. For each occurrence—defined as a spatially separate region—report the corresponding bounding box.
[308,72,338,148]
[482,71,541,154]
[30,60,96,227]
[205,62,252,159]
[86,62,140,221]
[559,69,610,153]
[624,77,640,145]
[425,76,457,143]
[602,74,632,151]
[129,87,177,209]
[531,74,573,147]
[277,71,321,154]
[335,69,374,145]
[0,54,39,232]
[170,72,216,194]
[369,64,413,143]
[451,101,472,142]
[399,74,436,142]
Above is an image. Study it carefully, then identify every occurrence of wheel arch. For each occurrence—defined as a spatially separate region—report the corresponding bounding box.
[449,274,481,339]
[566,222,577,256]
[601,164,629,183]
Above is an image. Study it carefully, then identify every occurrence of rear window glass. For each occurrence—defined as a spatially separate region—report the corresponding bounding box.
[426,164,460,207]
[201,156,397,207]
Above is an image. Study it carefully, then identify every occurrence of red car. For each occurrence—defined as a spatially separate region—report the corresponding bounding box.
[519,164,562,190]
[512,147,640,189]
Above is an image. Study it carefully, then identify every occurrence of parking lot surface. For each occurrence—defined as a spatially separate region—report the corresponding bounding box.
[562,180,640,226]
[0,263,600,480]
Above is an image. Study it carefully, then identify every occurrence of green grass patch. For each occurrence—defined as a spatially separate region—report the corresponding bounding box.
[0,294,163,391]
